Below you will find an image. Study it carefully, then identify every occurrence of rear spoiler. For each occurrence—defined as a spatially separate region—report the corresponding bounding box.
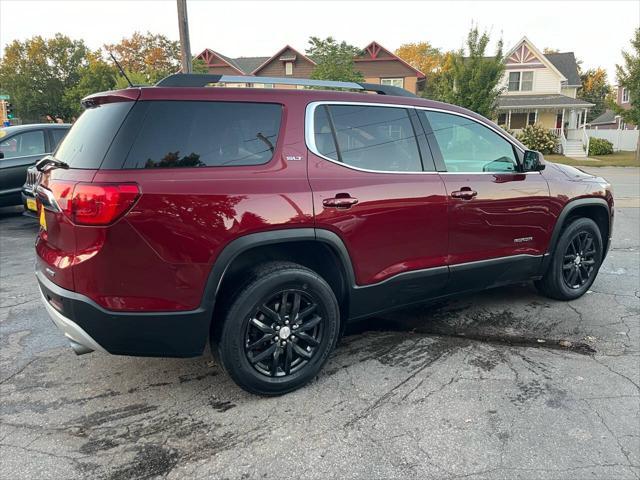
[155,74,418,98]
[81,88,141,108]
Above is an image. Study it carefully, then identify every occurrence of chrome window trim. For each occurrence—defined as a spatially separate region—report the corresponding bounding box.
[304,101,527,176]
[305,100,435,175]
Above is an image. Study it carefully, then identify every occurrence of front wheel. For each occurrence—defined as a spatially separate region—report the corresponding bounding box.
[536,217,603,301]
[216,262,340,395]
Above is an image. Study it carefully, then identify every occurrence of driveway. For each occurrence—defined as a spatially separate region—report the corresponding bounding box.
[1,167,638,480]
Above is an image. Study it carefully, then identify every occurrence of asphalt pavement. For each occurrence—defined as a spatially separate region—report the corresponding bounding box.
[0,166,638,480]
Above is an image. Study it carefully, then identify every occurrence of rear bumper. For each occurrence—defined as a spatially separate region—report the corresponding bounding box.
[37,270,210,357]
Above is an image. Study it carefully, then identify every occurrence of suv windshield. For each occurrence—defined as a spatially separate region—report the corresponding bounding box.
[55,101,133,169]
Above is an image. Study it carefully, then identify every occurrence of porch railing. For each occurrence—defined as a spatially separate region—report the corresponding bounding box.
[581,126,590,156]
[558,129,567,154]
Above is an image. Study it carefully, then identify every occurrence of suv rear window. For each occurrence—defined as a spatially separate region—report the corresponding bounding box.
[55,101,133,169]
[121,101,282,169]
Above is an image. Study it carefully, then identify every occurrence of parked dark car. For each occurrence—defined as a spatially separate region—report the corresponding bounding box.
[36,75,613,395]
[0,123,70,209]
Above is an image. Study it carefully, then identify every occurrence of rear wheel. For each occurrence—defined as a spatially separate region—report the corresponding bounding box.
[216,262,339,395]
[536,217,603,300]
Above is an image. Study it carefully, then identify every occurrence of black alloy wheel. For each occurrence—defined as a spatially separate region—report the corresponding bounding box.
[216,261,340,395]
[245,289,323,377]
[562,231,597,289]
[535,217,603,301]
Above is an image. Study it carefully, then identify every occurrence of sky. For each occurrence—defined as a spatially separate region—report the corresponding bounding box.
[1,0,638,84]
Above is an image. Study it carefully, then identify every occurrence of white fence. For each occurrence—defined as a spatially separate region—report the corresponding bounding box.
[586,129,639,151]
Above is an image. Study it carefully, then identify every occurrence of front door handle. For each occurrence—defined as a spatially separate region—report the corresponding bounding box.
[323,194,359,209]
[451,187,477,200]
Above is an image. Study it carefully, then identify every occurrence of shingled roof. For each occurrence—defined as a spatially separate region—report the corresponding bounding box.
[544,52,581,86]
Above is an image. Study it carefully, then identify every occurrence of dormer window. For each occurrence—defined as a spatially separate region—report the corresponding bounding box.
[508,71,533,91]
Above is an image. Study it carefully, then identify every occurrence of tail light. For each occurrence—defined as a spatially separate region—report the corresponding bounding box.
[42,181,140,226]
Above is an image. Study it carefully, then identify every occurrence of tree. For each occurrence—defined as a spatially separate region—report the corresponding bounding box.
[424,27,505,118]
[615,28,640,159]
[395,42,442,76]
[104,31,180,83]
[63,52,117,118]
[578,68,611,121]
[306,37,364,82]
[0,34,88,122]
[543,48,559,54]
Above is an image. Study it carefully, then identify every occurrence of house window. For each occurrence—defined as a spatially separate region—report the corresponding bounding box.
[521,71,534,91]
[285,62,293,76]
[528,112,536,125]
[508,72,520,91]
[381,78,404,88]
[622,87,629,103]
[508,71,533,91]
[497,113,507,126]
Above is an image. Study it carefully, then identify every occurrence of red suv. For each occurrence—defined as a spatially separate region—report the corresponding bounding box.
[35,74,613,395]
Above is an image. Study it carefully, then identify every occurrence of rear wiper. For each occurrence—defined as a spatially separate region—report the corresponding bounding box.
[36,155,69,172]
[256,132,274,153]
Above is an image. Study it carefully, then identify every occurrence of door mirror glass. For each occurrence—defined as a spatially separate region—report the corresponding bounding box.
[523,150,545,172]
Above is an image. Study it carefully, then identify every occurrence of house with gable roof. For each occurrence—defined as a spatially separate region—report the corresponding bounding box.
[193,41,425,93]
[495,37,594,157]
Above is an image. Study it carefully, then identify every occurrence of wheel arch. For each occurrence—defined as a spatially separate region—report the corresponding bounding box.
[541,197,611,273]
[202,228,356,338]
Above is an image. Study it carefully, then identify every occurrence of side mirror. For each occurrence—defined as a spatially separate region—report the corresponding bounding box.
[523,150,545,172]
[0,151,4,159]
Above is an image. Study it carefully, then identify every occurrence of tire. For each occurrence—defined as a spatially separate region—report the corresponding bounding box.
[216,261,340,395]
[536,217,603,301]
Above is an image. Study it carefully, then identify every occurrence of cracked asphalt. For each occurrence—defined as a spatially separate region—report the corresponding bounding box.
[1,166,638,480]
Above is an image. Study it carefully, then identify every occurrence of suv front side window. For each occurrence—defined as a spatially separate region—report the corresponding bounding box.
[313,104,423,172]
[421,111,518,173]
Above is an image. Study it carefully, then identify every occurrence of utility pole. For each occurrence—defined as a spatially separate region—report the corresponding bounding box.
[176,0,192,73]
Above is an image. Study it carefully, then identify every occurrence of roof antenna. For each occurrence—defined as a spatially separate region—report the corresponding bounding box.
[108,52,133,88]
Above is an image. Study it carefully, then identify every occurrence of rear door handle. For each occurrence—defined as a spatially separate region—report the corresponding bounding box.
[323,194,359,209]
[450,187,477,200]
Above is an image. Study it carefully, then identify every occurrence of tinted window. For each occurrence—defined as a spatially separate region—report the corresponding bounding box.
[55,101,133,169]
[313,106,339,160]
[123,101,282,169]
[422,111,517,173]
[0,130,45,158]
[319,105,422,172]
[50,129,69,150]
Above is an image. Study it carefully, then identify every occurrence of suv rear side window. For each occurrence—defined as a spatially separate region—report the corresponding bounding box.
[313,104,422,172]
[55,101,133,169]
[123,101,282,169]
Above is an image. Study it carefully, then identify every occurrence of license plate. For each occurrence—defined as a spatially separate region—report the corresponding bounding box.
[39,207,47,230]
[26,198,37,211]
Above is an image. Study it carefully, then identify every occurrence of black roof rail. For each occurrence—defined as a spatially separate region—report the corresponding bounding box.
[155,74,418,98]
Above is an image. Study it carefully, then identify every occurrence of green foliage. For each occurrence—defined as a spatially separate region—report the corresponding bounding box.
[63,52,116,118]
[0,34,89,122]
[588,137,614,156]
[192,58,209,74]
[0,31,182,122]
[114,70,151,89]
[306,37,364,82]
[614,28,640,127]
[578,68,611,121]
[422,27,505,118]
[104,31,180,84]
[515,124,558,154]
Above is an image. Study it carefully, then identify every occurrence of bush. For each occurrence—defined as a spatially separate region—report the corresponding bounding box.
[588,137,614,156]
[515,124,558,154]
